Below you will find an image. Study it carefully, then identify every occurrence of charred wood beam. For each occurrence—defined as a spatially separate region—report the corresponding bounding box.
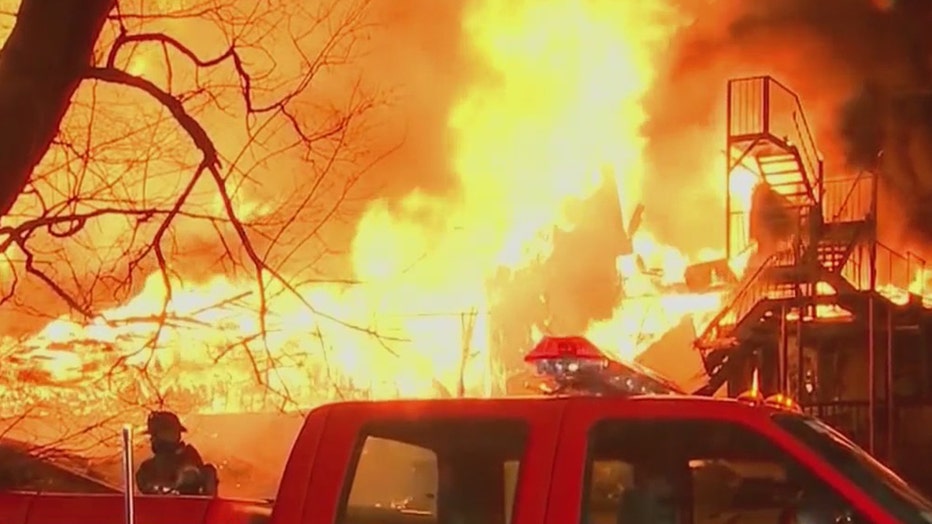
[0,0,116,220]
[626,203,644,240]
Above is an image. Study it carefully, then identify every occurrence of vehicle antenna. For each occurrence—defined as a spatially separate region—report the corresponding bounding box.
[121,424,137,524]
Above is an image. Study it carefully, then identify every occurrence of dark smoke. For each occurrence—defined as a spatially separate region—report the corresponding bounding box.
[647,0,932,243]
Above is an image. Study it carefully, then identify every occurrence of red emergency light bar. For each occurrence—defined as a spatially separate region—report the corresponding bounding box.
[524,335,683,397]
[524,335,608,362]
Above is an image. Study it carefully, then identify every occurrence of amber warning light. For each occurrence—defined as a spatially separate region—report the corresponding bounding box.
[736,369,803,413]
[523,336,684,397]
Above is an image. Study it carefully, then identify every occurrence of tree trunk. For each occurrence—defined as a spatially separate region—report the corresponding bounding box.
[0,0,115,220]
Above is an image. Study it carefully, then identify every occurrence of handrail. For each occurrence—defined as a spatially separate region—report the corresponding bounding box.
[770,78,819,201]
[827,170,871,222]
[769,77,820,169]
[831,217,867,277]
[728,76,821,203]
[908,253,927,295]
[696,249,794,346]
[792,111,819,192]
[793,108,821,190]
[876,242,914,291]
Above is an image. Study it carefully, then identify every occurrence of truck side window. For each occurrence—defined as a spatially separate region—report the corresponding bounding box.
[583,419,865,524]
[337,419,528,524]
[347,437,438,513]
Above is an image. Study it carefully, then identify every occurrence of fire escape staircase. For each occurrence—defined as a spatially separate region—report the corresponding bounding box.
[756,147,814,207]
[693,77,928,395]
[695,76,838,387]
[694,215,879,393]
[694,204,872,380]
[693,241,862,392]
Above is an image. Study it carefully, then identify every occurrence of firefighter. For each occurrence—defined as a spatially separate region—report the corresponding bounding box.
[135,411,219,496]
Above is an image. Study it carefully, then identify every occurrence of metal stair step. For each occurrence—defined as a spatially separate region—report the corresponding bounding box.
[773,192,810,199]
[761,159,800,168]
[817,240,852,271]
[765,171,804,181]
[769,185,808,195]
[763,169,802,176]
[758,154,798,164]
[760,165,801,177]
[768,184,807,195]
[756,148,813,204]
[769,179,807,187]
[760,158,800,168]
[768,175,804,181]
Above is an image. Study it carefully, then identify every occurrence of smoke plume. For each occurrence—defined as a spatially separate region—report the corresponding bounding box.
[647,0,932,248]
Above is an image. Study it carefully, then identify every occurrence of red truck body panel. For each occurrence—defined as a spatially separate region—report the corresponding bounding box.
[271,402,331,524]
[285,397,566,524]
[0,492,268,524]
[0,492,32,524]
[546,396,897,524]
[0,395,920,524]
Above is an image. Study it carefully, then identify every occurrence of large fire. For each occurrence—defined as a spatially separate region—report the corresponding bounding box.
[0,0,929,432]
[0,0,729,417]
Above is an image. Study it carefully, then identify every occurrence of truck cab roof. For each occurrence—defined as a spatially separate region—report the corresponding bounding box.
[310,393,783,421]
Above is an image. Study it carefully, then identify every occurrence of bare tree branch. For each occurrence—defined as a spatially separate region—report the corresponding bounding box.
[0,0,116,218]
[0,1,476,474]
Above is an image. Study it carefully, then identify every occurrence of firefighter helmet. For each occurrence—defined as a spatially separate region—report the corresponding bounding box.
[144,411,187,435]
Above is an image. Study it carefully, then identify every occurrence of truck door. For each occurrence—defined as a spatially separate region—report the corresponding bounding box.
[546,398,896,524]
[302,399,563,524]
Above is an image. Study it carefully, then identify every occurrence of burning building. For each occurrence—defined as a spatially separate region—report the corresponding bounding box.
[692,76,932,488]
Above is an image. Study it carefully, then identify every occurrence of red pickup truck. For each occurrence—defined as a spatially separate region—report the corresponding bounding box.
[4,338,932,524]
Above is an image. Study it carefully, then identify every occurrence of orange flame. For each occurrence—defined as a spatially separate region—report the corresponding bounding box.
[0,0,755,416]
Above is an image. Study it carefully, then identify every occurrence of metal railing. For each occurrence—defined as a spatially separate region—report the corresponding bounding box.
[839,240,925,294]
[804,401,871,447]
[728,210,751,259]
[823,171,874,223]
[697,249,796,347]
[770,78,822,195]
[727,76,822,200]
[908,253,927,295]
[877,243,911,291]
[728,78,765,137]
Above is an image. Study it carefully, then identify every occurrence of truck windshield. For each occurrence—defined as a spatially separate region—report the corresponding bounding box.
[773,413,932,523]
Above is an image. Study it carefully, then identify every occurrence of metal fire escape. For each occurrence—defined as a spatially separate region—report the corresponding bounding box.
[694,78,929,456]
